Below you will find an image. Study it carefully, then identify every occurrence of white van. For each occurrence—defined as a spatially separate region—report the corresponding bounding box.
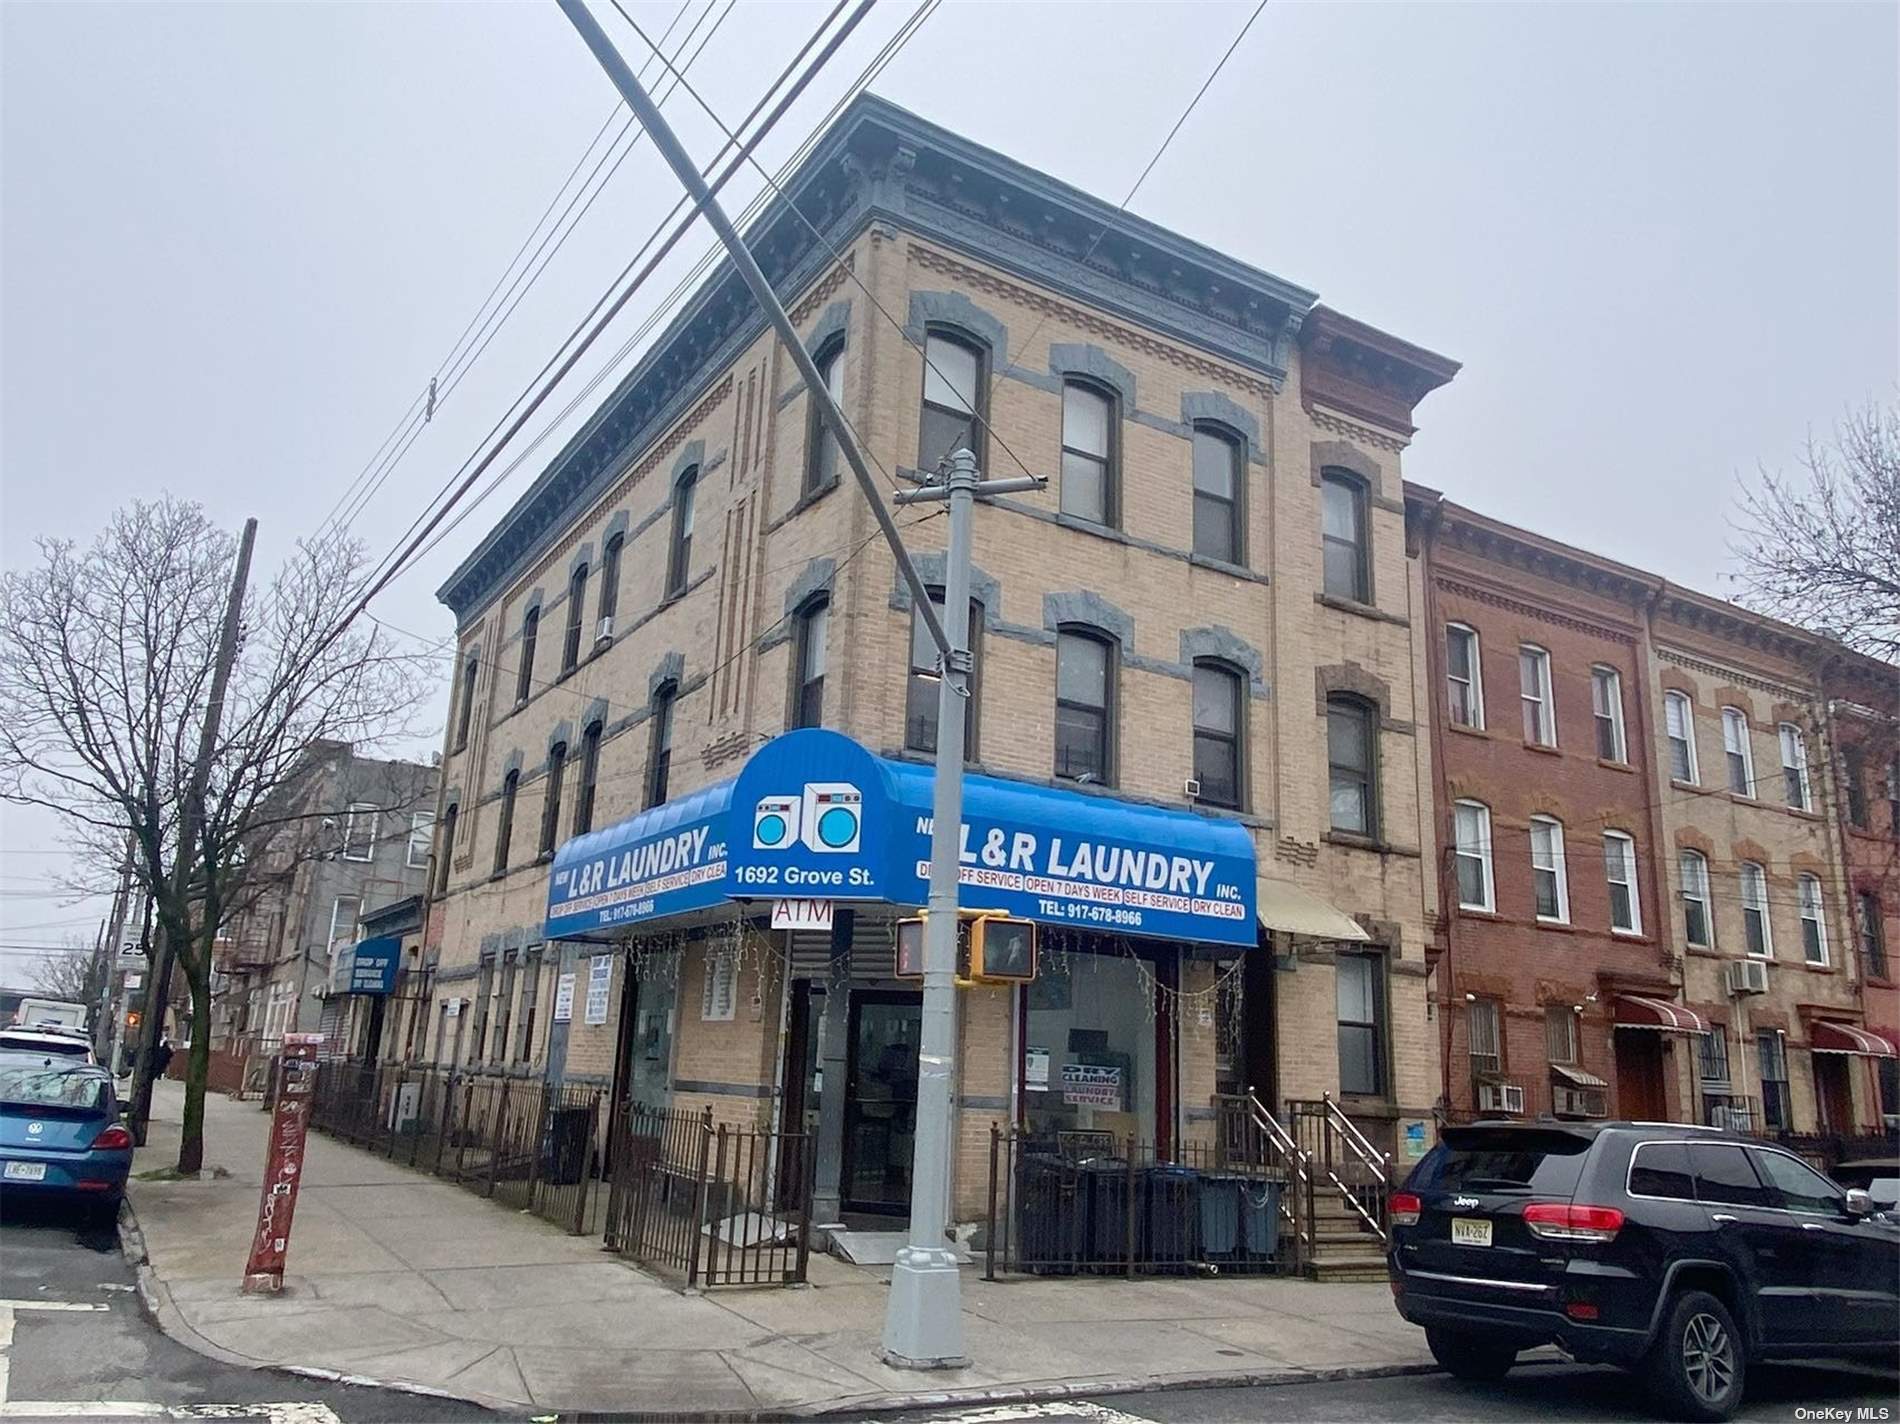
[13,997,87,1032]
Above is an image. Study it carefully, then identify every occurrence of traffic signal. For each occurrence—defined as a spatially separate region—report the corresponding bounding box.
[125,1010,142,1030]
[968,914,1036,984]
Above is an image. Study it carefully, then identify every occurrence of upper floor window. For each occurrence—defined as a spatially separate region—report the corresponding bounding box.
[539,741,567,856]
[666,467,697,598]
[1192,661,1244,809]
[904,592,980,758]
[792,598,828,730]
[1603,830,1640,935]
[454,652,478,751]
[1680,849,1713,948]
[516,607,539,704]
[1446,624,1483,729]
[1529,815,1569,923]
[574,720,603,837]
[1797,873,1828,964]
[561,564,587,675]
[645,684,676,810]
[1740,861,1772,956]
[807,337,845,493]
[1664,690,1697,783]
[1778,723,1810,810]
[434,803,458,897]
[1319,471,1369,602]
[407,812,433,870]
[1191,424,1243,564]
[1889,756,1900,835]
[1054,628,1114,784]
[342,803,376,862]
[1842,746,1868,828]
[1059,380,1115,525]
[494,770,519,875]
[918,331,984,472]
[1545,1005,1578,1065]
[1335,950,1386,1097]
[1326,695,1377,837]
[1453,799,1493,911]
[1721,707,1753,796]
[1519,645,1555,746]
[598,533,623,632]
[1467,997,1501,1076]
[1858,891,1889,980]
[1591,666,1626,762]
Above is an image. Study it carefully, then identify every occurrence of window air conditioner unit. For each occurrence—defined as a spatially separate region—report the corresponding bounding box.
[1184,777,1202,799]
[1553,1086,1607,1120]
[596,616,614,642]
[1726,960,1770,996]
[1478,1082,1525,1115]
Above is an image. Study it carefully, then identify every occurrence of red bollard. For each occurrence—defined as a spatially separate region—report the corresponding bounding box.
[241,1033,323,1294]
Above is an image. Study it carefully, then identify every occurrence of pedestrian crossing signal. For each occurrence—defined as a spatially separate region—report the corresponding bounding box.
[969,914,1036,984]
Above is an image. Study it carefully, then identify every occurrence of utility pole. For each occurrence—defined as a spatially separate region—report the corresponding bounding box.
[96,834,137,1066]
[132,516,257,1149]
[554,1,1041,1369]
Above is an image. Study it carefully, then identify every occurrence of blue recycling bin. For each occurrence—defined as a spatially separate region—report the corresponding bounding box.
[1141,1164,1202,1270]
[1014,1154,1087,1274]
[1199,1174,1280,1264]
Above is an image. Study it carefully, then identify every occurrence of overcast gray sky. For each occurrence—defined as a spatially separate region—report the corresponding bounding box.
[3,0,1895,984]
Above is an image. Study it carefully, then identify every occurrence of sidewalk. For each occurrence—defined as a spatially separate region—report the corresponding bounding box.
[125,1081,1433,1417]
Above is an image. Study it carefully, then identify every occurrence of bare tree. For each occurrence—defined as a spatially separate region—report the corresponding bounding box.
[31,937,108,1011]
[1733,398,1900,662]
[0,498,432,1174]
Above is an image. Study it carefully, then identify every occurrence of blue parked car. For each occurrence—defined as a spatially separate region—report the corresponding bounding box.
[0,1059,132,1224]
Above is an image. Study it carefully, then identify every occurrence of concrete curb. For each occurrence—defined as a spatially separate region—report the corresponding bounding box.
[117,1192,524,1417]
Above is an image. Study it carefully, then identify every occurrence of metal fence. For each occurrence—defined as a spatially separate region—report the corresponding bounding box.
[602,1104,815,1288]
[984,1125,1295,1279]
[308,1062,603,1236]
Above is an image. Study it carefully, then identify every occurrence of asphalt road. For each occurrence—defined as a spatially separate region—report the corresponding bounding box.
[0,1196,509,1423]
[879,1358,1899,1424]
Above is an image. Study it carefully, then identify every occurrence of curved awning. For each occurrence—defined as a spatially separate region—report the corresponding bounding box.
[1256,879,1370,942]
[1809,1021,1898,1057]
[1615,994,1708,1034]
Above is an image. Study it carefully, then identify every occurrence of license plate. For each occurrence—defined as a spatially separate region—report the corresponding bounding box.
[1451,1217,1492,1247]
[4,1161,47,1181]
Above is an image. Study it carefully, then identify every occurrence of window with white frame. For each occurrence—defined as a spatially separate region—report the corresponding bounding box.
[1468,998,1501,1076]
[407,812,433,869]
[342,803,376,862]
[1591,667,1626,762]
[1446,624,1483,729]
[1679,849,1713,948]
[1722,707,1754,795]
[1797,874,1828,964]
[1454,800,1494,911]
[1519,646,1555,746]
[1665,691,1698,783]
[1603,831,1640,934]
[1778,723,1811,810]
[1741,861,1772,956]
[327,895,360,958]
[1529,815,1569,922]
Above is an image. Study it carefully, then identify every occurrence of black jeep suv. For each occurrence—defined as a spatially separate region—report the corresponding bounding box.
[1388,1120,1899,1420]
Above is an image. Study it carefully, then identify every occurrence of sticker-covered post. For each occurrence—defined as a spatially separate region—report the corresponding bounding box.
[242,1032,323,1294]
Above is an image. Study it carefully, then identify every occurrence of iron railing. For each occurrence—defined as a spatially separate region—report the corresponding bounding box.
[601,1104,814,1288]
[984,1123,1296,1279]
[1287,1095,1391,1245]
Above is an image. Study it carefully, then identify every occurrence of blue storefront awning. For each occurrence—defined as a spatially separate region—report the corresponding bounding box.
[545,730,1259,948]
[332,935,402,995]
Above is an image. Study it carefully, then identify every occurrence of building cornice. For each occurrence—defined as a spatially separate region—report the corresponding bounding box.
[1299,305,1459,439]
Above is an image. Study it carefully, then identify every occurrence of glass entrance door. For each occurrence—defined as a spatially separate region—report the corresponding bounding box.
[842,991,920,1215]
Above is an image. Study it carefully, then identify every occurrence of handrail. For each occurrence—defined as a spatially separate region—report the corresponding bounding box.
[1322,1093,1390,1179]
[1244,1089,1308,1182]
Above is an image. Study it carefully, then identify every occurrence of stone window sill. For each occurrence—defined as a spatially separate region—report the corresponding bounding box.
[1447,721,1492,740]
[1524,741,1562,757]
[1313,591,1409,628]
[1597,758,1636,774]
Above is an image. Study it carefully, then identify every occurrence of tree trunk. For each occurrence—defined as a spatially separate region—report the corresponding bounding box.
[177,968,213,1176]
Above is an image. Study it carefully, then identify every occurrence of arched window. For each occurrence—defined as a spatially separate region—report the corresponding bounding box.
[1452,799,1492,911]
[1603,830,1640,935]
[1857,891,1888,980]
[561,564,587,674]
[667,467,697,598]
[1191,661,1243,808]
[1191,424,1243,563]
[1778,723,1811,810]
[1519,645,1555,746]
[574,720,603,837]
[645,684,676,810]
[539,741,567,856]
[454,652,479,751]
[905,590,981,757]
[1665,691,1698,783]
[1591,666,1626,762]
[516,607,539,705]
[434,803,458,898]
[1320,469,1369,602]
[1054,628,1114,784]
[598,533,624,635]
[1722,707,1754,795]
[1797,874,1828,964]
[1327,695,1377,837]
[1680,850,1713,948]
[1059,379,1116,525]
[918,330,985,471]
[1445,624,1483,729]
[1740,862,1772,957]
[792,598,828,729]
[807,336,846,493]
[493,770,519,875]
[1529,815,1569,923]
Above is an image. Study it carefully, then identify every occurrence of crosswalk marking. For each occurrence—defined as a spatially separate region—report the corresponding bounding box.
[906,1404,1159,1424]
[0,1303,108,1314]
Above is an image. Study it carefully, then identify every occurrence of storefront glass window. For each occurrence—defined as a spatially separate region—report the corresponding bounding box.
[625,971,676,1116]
[1022,950,1156,1146]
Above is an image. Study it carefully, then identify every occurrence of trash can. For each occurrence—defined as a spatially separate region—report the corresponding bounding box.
[1141,1164,1202,1270]
[1014,1154,1085,1274]
[1199,1174,1244,1260]
[1080,1159,1133,1268]
[539,1105,593,1185]
[1240,1178,1281,1259]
